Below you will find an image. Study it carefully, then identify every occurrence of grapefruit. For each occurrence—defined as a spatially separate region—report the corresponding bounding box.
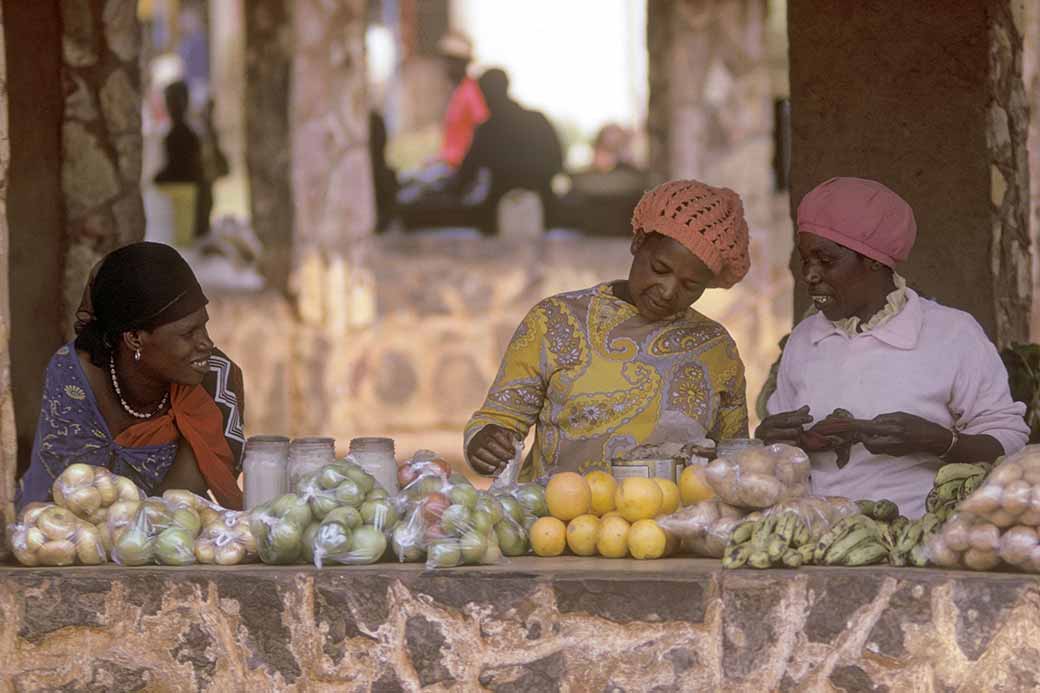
[654,478,681,515]
[614,477,663,522]
[529,517,567,557]
[585,470,617,516]
[680,465,716,506]
[565,514,601,556]
[597,515,631,558]
[545,472,592,521]
[628,519,667,559]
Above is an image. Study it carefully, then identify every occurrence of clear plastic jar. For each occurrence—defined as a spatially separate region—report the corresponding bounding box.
[243,435,290,510]
[348,437,397,495]
[287,437,336,493]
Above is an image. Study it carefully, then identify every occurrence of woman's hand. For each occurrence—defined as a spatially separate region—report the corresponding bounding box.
[859,412,951,458]
[755,406,813,444]
[466,425,520,476]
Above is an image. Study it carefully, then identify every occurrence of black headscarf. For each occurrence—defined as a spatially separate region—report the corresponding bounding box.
[76,242,209,367]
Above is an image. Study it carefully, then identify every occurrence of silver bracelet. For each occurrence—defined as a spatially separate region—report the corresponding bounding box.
[939,428,959,460]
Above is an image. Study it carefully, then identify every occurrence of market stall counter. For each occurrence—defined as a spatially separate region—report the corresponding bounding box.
[1,557,1038,691]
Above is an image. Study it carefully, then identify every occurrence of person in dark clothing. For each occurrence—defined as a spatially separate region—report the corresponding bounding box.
[454,69,564,235]
[369,111,399,232]
[154,81,227,239]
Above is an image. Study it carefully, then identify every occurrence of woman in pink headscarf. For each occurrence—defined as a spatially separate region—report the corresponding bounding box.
[757,177,1028,517]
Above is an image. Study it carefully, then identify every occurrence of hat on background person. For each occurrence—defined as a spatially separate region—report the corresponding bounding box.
[437,31,474,61]
[797,177,917,267]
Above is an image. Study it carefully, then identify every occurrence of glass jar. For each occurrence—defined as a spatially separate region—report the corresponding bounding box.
[348,437,397,494]
[242,435,290,510]
[715,438,764,459]
[287,437,336,493]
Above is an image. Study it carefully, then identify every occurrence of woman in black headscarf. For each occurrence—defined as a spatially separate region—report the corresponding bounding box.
[17,242,246,510]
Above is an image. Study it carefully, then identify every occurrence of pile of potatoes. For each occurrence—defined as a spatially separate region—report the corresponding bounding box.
[705,444,810,509]
[9,503,107,566]
[656,499,749,557]
[928,445,1040,572]
[52,463,143,525]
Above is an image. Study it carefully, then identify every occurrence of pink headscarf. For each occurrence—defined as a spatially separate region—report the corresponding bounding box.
[797,177,917,267]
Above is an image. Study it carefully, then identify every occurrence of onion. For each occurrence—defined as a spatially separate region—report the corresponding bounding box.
[215,542,246,565]
[927,537,961,568]
[60,463,97,487]
[38,540,77,566]
[194,539,216,564]
[1003,480,1032,516]
[20,502,51,526]
[75,526,106,565]
[37,507,78,541]
[86,507,109,526]
[24,527,47,552]
[107,500,140,529]
[114,529,154,566]
[999,526,1038,566]
[163,490,199,510]
[115,476,141,502]
[172,508,202,537]
[961,485,1003,515]
[989,510,1018,529]
[968,523,1001,552]
[12,544,39,567]
[943,521,971,552]
[1019,510,1040,527]
[94,473,118,506]
[155,528,197,566]
[65,487,103,518]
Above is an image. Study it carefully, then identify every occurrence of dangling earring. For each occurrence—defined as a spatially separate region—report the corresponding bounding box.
[134,349,141,362]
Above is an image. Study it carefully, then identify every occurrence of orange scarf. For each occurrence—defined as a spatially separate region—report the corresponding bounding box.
[115,383,243,510]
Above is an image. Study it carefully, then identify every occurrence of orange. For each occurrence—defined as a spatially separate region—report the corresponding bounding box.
[585,470,617,516]
[628,519,667,559]
[614,477,663,523]
[545,472,592,522]
[529,517,567,557]
[654,478,681,515]
[565,514,601,556]
[597,515,631,558]
[679,465,716,506]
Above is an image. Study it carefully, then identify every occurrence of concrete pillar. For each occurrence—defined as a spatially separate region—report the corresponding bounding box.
[0,2,17,553]
[788,0,1031,346]
[244,0,294,294]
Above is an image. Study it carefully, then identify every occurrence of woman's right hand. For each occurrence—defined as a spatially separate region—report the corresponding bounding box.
[467,425,520,476]
[755,405,813,444]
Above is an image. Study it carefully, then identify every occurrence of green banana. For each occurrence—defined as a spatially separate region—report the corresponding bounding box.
[767,535,788,561]
[797,543,814,564]
[890,516,910,536]
[844,541,889,566]
[722,544,750,569]
[793,521,811,548]
[856,499,877,517]
[874,500,899,522]
[731,520,755,545]
[935,463,987,486]
[781,549,803,568]
[824,527,878,565]
[747,550,772,569]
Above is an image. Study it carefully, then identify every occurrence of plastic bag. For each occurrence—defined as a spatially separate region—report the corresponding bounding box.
[657,499,749,558]
[925,446,1040,572]
[51,463,143,525]
[396,450,452,491]
[250,493,314,565]
[8,502,106,566]
[107,495,208,566]
[194,507,257,565]
[705,443,810,509]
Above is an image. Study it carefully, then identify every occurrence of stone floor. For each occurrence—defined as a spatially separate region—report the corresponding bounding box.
[2,558,1039,691]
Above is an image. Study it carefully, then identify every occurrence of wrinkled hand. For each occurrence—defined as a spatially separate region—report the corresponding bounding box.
[755,406,813,444]
[860,412,952,458]
[466,425,521,476]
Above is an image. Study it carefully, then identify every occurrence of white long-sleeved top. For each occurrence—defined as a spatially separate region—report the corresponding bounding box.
[767,289,1029,518]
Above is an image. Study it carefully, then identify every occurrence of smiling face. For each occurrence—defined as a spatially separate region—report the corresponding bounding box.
[627,232,715,320]
[129,307,214,386]
[797,232,893,322]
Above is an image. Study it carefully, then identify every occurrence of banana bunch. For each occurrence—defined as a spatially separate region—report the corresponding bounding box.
[925,463,990,516]
[889,512,944,567]
[811,514,891,566]
[722,510,816,569]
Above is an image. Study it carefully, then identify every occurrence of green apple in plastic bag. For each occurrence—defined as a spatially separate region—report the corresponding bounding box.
[155,527,196,566]
[349,525,387,564]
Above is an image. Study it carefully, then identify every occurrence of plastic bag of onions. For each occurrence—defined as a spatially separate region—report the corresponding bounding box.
[8,503,106,566]
[926,445,1040,572]
[51,463,142,525]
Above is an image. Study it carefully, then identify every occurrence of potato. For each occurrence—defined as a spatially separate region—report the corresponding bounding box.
[1019,510,1040,527]
[737,448,775,476]
[943,519,971,552]
[1017,447,1040,471]
[1023,469,1040,486]
[93,472,118,506]
[20,502,51,526]
[107,500,140,529]
[1003,480,1032,516]
[115,476,142,502]
[24,527,47,553]
[737,474,783,508]
[215,542,246,566]
[194,539,216,564]
[12,544,39,567]
[199,507,222,527]
[990,462,1023,486]
[928,537,961,568]
[163,489,199,510]
[86,506,109,526]
[38,540,77,566]
[999,526,1038,566]
[718,502,745,520]
[968,523,1000,552]
[989,510,1018,529]
[60,463,97,487]
[960,485,1003,515]
[64,486,103,518]
[963,548,1001,572]
[97,522,113,553]
[1029,545,1040,572]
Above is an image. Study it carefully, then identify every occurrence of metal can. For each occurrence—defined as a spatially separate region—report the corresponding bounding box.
[611,457,684,485]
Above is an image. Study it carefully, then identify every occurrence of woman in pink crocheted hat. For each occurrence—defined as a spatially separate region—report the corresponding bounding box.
[465,179,752,477]
[758,176,1027,517]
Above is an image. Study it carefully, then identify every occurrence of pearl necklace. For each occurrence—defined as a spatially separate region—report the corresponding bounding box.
[109,355,168,419]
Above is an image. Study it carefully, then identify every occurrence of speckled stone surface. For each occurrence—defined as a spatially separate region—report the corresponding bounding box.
[2,558,1039,691]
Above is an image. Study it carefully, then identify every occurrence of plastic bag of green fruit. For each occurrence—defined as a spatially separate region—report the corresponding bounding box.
[107,495,205,566]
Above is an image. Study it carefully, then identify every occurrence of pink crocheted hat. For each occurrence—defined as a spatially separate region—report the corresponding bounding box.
[797,177,917,267]
[631,179,751,289]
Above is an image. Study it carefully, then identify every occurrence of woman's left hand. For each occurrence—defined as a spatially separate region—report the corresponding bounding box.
[860,412,953,458]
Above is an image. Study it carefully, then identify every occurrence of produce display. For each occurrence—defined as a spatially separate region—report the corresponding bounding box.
[926,447,1040,571]
[252,458,395,566]
[704,443,810,509]
[720,496,863,568]
[9,502,106,566]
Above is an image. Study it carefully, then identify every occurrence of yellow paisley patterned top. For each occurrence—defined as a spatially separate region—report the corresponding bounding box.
[464,283,748,477]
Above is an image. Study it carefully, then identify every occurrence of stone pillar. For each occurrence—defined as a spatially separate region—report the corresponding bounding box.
[61,0,144,336]
[0,2,17,553]
[647,0,791,417]
[244,0,294,294]
[788,0,1031,346]
[289,0,375,437]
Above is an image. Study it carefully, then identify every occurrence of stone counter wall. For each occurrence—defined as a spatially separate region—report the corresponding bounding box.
[1,560,1039,691]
